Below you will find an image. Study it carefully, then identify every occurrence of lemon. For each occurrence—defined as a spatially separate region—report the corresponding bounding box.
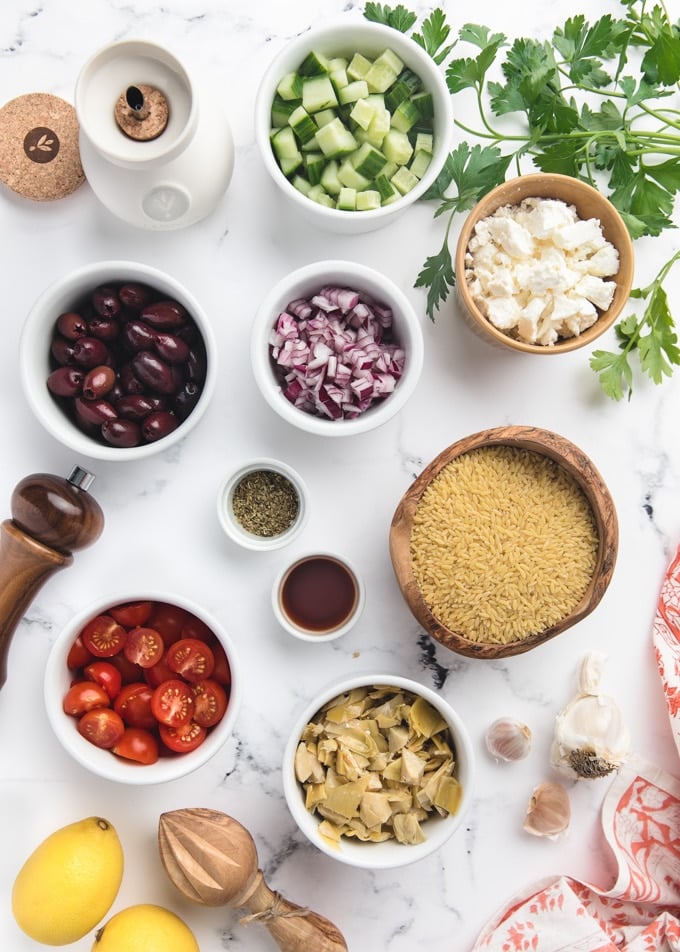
[92,904,200,952]
[12,816,124,946]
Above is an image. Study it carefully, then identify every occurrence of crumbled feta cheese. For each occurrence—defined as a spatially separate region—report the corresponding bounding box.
[465,196,620,345]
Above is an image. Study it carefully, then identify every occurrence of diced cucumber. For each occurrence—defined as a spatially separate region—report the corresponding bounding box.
[365,48,404,93]
[391,165,419,195]
[288,105,318,144]
[412,90,434,120]
[356,189,381,210]
[314,108,337,128]
[304,151,326,185]
[276,72,303,101]
[302,75,338,113]
[349,97,377,131]
[315,117,358,157]
[320,159,342,195]
[384,79,411,112]
[398,69,422,94]
[350,141,387,178]
[337,187,357,210]
[298,50,330,76]
[330,67,349,91]
[272,125,301,161]
[382,128,413,165]
[391,99,420,133]
[373,172,399,203]
[414,132,434,154]
[279,153,302,176]
[292,174,313,196]
[367,106,391,140]
[327,57,348,71]
[337,80,369,105]
[347,52,372,81]
[337,158,370,191]
[307,184,335,207]
[301,134,320,151]
[409,149,432,179]
[271,95,299,127]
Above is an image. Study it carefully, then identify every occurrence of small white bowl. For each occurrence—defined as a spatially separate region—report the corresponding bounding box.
[217,458,309,551]
[255,17,454,235]
[283,673,475,868]
[44,590,242,785]
[251,259,424,437]
[272,551,365,641]
[20,260,217,461]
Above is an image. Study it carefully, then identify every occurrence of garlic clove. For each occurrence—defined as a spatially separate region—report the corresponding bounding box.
[485,717,531,762]
[523,781,570,838]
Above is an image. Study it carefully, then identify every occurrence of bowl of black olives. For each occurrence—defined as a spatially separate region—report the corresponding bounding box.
[20,260,217,460]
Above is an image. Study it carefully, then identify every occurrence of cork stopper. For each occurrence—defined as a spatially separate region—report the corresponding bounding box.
[0,92,85,201]
[114,84,169,141]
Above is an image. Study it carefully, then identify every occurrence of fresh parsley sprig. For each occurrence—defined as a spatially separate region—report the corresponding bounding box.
[364,0,680,398]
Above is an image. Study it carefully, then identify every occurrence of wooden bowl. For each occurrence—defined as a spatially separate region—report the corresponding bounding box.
[454,173,634,353]
[389,426,618,659]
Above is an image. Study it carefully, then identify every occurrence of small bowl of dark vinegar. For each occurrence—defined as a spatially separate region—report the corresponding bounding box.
[272,552,365,642]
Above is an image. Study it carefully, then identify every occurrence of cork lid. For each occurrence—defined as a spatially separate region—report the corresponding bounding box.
[0,92,85,201]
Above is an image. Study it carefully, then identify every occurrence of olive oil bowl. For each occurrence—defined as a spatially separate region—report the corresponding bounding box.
[217,458,309,551]
[282,673,475,868]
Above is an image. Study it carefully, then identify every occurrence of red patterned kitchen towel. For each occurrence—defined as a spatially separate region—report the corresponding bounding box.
[470,544,680,951]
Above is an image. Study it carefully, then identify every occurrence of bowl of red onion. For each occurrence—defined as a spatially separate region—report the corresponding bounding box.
[250,260,424,436]
[19,260,217,461]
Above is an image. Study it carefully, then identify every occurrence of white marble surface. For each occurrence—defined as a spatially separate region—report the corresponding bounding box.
[1,1,680,950]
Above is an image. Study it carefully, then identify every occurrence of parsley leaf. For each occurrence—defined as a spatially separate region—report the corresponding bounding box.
[412,8,455,64]
[363,3,417,31]
[415,238,456,322]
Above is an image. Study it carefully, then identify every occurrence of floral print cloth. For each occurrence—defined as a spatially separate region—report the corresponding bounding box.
[470,545,680,951]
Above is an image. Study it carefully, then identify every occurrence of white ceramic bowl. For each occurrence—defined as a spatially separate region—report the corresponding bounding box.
[251,260,424,436]
[255,17,454,235]
[20,260,217,461]
[283,673,474,868]
[217,457,309,551]
[272,551,365,642]
[44,591,242,784]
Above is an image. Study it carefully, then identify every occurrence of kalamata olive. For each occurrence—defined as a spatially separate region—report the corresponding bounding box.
[56,311,88,340]
[72,336,111,369]
[141,300,187,329]
[141,410,179,442]
[122,319,156,352]
[74,396,118,425]
[82,365,116,400]
[186,344,207,382]
[119,362,146,395]
[173,381,201,421]
[46,366,84,397]
[118,282,153,310]
[50,335,76,366]
[87,316,120,342]
[153,332,190,364]
[92,286,122,319]
[115,394,166,420]
[101,418,142,447]
[131,351,179,395]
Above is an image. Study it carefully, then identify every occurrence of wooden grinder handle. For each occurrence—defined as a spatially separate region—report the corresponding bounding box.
[0,468,104,689]
[237,870,348,952]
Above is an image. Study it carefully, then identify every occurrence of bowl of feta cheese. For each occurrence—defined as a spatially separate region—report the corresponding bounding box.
[454,173,634,352]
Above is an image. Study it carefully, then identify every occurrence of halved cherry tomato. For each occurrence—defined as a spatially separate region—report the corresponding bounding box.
[123,626,164,669]
[166,638,215,683]
[81,615,127,658]
[147,602,191,646]
[112,727,159,764]
[108,650,143,685]
[67,634,93,670]
[77,708,125,749]
[210,639,232,687]
[83,661,122,700]
[63,681,110,716]
[114,682,156,730]
[180,616,214,643]
[144,655,176,689]
[192,679,228,728]
[159,720,207,753]
[151,678,195,727]
[109,600,153,627]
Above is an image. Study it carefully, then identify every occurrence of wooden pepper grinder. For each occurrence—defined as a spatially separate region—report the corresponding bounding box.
[158,808,348,952]
[0,466,104,689]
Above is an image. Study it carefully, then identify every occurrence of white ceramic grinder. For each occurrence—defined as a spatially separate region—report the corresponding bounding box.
[75,40,234,229]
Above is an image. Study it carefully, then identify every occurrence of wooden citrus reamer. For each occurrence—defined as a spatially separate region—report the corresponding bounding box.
[158,807,348,952]
[0,466,104,689]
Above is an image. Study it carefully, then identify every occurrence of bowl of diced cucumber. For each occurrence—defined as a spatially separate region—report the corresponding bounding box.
[255,18,453,234]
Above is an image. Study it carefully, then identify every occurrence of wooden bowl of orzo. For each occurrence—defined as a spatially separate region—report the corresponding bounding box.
[389,426,618,659]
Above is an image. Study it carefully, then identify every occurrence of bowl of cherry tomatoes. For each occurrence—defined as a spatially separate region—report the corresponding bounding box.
[44,591,242,784]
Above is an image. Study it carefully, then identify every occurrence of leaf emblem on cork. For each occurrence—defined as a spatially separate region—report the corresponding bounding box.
[23,126,60,163]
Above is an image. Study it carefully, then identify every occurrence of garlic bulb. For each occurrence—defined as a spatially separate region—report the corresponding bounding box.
[550,651,630,779]
[523,781,570,838]
[485,717,532,762]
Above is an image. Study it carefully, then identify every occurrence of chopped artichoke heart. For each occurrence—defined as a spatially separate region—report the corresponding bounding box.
[393,813,426,845]
[369,751,389,772]
[388,724,410,752]
[294,741,325,783]
[360,791,394,828]
[317,737,338,764]
[433,775,463,815]
[410,696,448,738]
[401,747,426,784]
[381,756,403,782]
[323,775,370,819]
[336,746,369,780]
[318,819,343,844]
[305,782,327,810]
